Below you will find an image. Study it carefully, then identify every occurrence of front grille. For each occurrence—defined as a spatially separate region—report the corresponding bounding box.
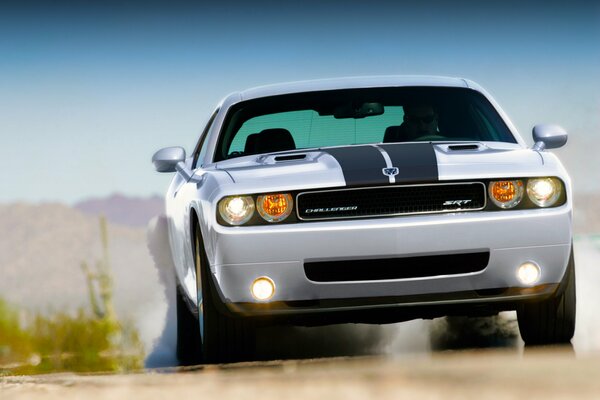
[304,252,490,282]
[297,182,486,221]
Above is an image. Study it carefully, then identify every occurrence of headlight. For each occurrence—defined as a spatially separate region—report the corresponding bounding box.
[257,193,293,222]
[527,177,561,207]
[488,180,524,209]
[218,196,255,225]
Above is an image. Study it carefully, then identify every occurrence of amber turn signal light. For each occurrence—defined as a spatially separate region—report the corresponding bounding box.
[488,180,524,209]
[257,193,293,222]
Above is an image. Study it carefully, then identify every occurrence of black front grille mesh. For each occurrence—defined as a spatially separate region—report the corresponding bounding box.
[297,183,485,221]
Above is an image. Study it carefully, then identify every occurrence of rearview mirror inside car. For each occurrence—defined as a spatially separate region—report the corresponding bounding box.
[331,102,384,119]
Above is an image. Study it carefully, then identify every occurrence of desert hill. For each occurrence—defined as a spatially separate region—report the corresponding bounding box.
[0,202,165,348]
[74,193,164,228]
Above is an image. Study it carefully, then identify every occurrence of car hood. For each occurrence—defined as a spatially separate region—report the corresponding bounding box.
[215,142,545,193]
[434,142,543,180]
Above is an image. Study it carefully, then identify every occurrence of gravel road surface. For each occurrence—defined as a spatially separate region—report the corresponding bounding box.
[3,347,600,400]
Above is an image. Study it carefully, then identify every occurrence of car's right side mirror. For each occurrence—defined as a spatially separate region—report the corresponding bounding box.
[152,146,186,172]
[532,124,568,151]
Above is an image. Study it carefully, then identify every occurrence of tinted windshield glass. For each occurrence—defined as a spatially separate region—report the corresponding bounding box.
[215,87,516,161]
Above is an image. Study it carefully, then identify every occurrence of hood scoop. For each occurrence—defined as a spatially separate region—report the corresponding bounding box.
[436,143,490,153]
[448,144,480,151]
[274,154,307,162]
[256,152,314,165]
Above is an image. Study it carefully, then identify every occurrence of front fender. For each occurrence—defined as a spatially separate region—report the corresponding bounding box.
[171,169,232,304]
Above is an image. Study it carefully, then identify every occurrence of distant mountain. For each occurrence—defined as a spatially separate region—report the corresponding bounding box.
[74,193,164,228]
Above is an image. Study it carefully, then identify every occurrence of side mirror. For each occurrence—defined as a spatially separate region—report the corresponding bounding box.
[152,147,186,173]
[532,124,568,151]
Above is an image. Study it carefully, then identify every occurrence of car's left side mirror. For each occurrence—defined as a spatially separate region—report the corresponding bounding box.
[152,146,186,172]
[532,124,568,151]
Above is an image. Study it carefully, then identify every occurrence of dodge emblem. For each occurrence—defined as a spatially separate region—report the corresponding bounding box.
[382,167,399,177]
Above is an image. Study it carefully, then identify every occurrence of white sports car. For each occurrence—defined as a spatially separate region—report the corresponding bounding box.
[153,76,575,364]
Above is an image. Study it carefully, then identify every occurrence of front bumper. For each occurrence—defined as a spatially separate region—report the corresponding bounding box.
[207,206,572,316]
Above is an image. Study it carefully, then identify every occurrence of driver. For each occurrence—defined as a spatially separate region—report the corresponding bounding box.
[401,104,440,140]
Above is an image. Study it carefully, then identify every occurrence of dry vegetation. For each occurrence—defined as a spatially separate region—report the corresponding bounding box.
[0,298,144,375]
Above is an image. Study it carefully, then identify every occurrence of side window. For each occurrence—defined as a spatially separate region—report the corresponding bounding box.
[192,109,219,168]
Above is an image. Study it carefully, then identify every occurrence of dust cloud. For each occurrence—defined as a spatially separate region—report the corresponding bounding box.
[144,216,178,368]
[572,238,600,353]
[143,215,600,367]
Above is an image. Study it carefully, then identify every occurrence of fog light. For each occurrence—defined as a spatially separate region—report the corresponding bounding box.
[251,277,275,301]
[517,262,541,285]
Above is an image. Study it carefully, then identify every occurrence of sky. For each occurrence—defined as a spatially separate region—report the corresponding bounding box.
[0,0,599,203]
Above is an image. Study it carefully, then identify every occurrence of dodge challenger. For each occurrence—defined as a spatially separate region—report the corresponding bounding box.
[152,76,575,364]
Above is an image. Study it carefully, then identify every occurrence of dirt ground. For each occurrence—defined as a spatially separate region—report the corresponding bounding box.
[3,347,600,400]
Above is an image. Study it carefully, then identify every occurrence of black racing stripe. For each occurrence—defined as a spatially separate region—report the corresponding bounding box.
[378,143,439,183]
[323,146,388,187]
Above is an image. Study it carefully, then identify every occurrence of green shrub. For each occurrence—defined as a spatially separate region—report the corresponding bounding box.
[0,299,144,375]
[0,298,33,370]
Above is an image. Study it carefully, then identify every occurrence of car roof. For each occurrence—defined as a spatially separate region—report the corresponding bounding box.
[235,75,471,102]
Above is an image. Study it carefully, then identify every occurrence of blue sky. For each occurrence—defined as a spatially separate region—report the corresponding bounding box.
[1,1,598,203]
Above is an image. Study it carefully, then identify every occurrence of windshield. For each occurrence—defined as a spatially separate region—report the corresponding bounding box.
[215,87,516,161]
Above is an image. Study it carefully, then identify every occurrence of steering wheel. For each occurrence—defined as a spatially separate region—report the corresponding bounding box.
[414,134,447,141]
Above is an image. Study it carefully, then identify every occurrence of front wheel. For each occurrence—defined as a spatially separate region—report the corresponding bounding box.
[193,222,257,363]
[176,283,202,366]
[517,248,576,345]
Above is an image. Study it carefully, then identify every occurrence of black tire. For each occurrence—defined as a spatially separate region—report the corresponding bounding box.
[517,248,576,345]
[193,222,257,364]
[176,283,202,366]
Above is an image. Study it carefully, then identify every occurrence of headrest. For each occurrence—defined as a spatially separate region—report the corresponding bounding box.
[244,133,260,154]
[383,125,403,143]
[253,128,296,154]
